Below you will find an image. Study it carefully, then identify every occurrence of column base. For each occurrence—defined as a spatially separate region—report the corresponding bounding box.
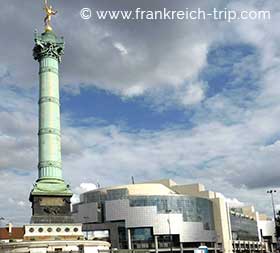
[30,178,72,196]
[30,179,73,224]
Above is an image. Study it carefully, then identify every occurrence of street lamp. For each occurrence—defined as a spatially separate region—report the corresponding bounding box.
[267,190,278,249]
[166,209,173,253]
[267,190,277,222]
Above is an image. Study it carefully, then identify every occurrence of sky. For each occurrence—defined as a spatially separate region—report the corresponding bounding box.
[0,0,280,225]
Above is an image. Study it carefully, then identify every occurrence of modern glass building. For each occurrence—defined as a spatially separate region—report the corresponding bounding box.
[72,179,267,253]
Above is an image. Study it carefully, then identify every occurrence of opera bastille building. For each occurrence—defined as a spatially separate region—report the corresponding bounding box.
[72,179,276,253]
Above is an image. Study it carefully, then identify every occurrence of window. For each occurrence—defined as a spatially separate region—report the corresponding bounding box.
[118,226,127,249]
[131,228,153,242]
[93,230,109,239]
[107,189,128,200]
[131,228,154,249]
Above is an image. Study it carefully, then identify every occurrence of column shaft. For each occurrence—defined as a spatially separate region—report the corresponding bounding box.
[38,56,62,180]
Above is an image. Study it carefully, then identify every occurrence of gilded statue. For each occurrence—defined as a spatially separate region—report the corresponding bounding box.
[44,0,57,31]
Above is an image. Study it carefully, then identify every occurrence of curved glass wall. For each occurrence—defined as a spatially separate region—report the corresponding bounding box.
[129,195,215,230]
[230,214,259,241]
[82,188,215,231]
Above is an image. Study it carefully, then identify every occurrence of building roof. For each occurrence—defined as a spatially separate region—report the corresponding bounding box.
[105,183,177,196]
[82,179,211,198]
[0,227,24,240]
[126,183,177,196]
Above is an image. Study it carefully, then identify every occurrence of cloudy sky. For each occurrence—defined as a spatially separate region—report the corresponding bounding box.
[0,0,280,225]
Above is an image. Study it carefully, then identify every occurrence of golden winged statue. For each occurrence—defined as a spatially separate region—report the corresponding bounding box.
[44,0,57,31]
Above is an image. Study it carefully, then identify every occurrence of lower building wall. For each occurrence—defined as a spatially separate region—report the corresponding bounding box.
[0,241,110,253]
[104,199,217,243]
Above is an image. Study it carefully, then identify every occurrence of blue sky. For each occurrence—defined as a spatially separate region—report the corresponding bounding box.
[61,87,191,130]
[61,43,259,131]
[0,0,280,225]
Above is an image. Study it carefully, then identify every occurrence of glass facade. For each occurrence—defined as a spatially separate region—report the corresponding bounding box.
[84,230,109,240]
[129,195,215,230]
[230,214,259,241]
[107,189,128,201]
[81,189,128,203]
[81,188,215,231]
[81,190,106,203]
[131,228,154,249]
[131,228,153,242]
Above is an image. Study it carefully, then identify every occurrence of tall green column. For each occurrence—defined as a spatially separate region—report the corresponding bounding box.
[30,30,72,223]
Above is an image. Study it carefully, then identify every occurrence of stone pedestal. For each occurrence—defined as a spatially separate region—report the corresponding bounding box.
[30,196,73,224]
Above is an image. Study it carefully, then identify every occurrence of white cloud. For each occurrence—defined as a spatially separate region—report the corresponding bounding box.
[180,82,206,106]
[123,85,145,97]
[71,183,97,204]
[17,201,26,207]
[226,198,245,208]
[114,42,128,55]
[73,183,97,195]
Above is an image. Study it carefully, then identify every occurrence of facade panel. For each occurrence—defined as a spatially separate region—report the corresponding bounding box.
[230,214,259,241]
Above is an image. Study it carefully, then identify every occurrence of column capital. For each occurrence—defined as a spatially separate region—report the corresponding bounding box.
[33,30,64,62]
